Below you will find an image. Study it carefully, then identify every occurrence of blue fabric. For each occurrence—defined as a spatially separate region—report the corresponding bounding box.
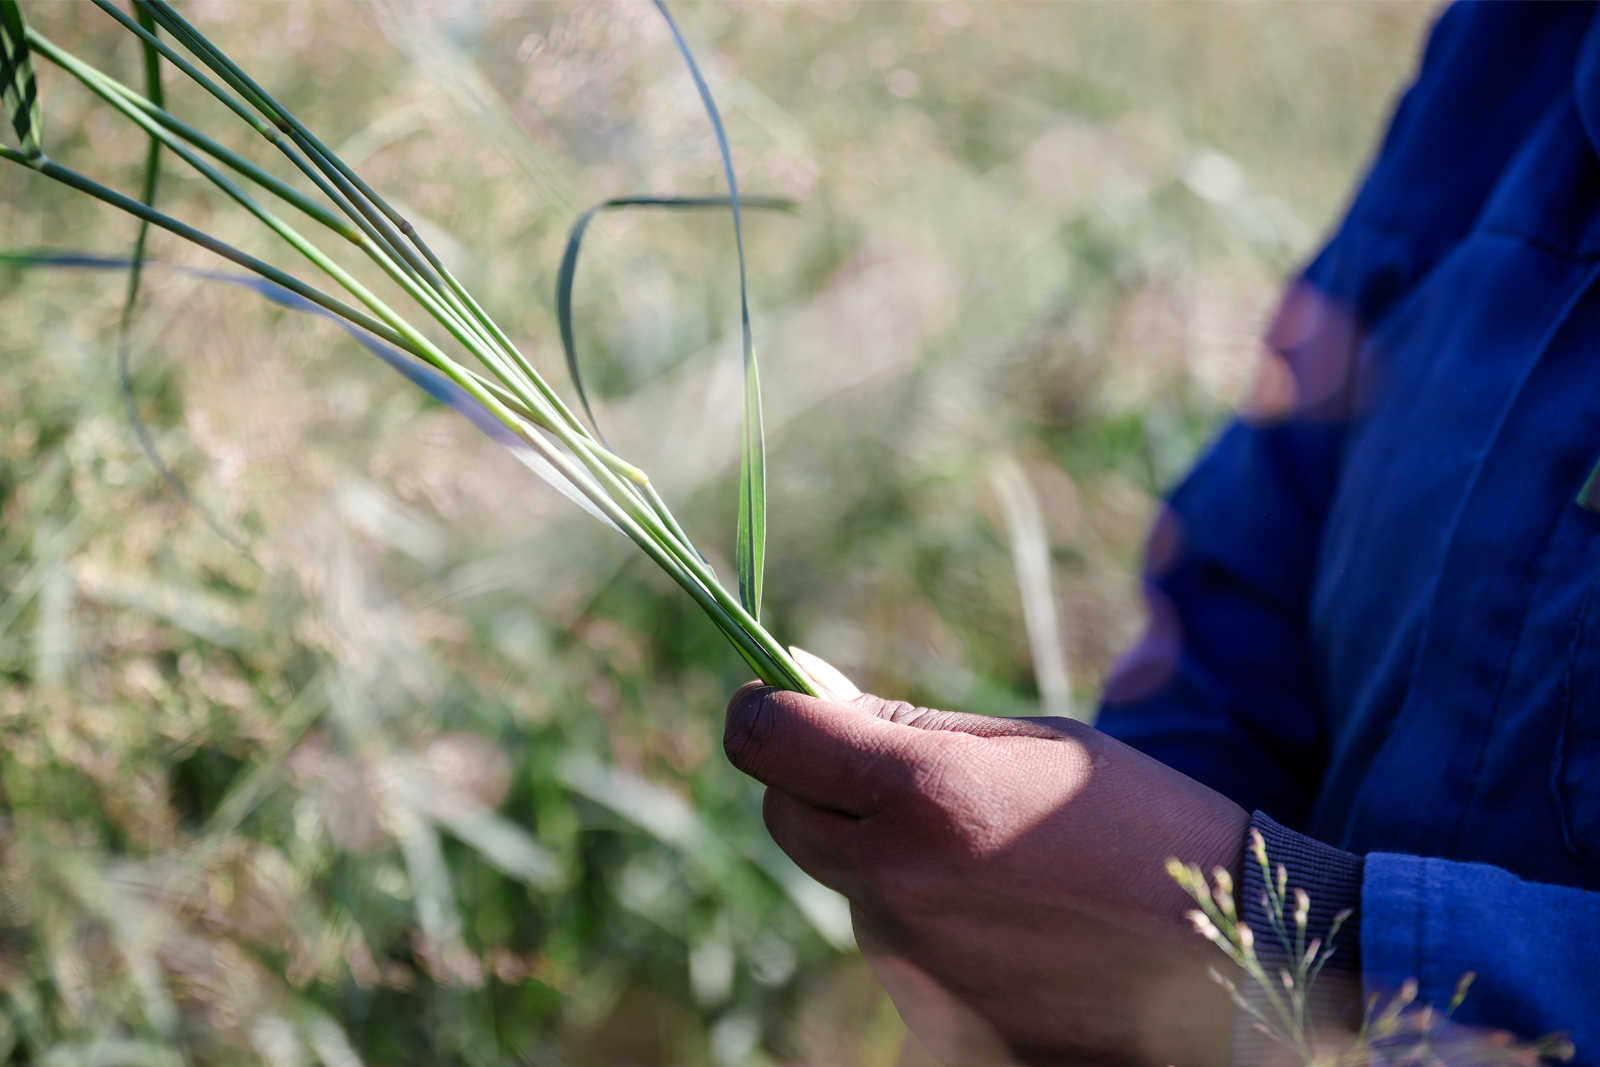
[1364,854,1600,1051]
[1096,0,1600,1050]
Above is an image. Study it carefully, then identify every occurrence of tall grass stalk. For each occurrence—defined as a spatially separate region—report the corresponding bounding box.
[0,0,821,697]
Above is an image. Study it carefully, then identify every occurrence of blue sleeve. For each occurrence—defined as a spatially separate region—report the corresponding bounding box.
[1094,0,1595,830]
[1364,854,1600,1054]
[1230,819,1600,1059]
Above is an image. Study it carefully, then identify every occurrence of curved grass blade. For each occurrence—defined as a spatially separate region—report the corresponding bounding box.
[109,7,247,553]
[653,0,768,621]
[556,194,794,444]
[0,0,42,158]
[5,15,820,694]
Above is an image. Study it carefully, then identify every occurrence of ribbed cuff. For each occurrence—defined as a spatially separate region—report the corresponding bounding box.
[1231,812,1365,1065]
[1240,811,1363,970]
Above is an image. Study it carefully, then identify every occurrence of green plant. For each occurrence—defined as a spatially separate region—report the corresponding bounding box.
[0,0,821,699]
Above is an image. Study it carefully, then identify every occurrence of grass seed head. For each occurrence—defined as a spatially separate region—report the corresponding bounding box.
[1249,828,1269,871]
[1186,909,1222,944]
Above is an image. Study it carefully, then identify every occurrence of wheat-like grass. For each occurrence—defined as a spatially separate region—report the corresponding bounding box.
[0,0,821,697]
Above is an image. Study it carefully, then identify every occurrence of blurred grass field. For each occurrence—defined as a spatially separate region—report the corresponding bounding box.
[0,2,1434,1064]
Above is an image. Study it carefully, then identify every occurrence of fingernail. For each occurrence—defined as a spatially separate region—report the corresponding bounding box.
[789,647,862,702]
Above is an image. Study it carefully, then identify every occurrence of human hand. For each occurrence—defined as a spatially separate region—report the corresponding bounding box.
[724,660,1249,1067]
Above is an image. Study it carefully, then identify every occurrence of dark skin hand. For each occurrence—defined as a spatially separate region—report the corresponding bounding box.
[724,671,1250,1067]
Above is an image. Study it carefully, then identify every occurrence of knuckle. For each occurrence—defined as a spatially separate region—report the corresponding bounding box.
[871,698,979,735]
[860,695,927,726]
[1031,715,1088,739]
[910,709,967,732]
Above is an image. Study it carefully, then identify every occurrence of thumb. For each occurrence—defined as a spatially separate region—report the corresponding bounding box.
[724,683,937,817]
[723,680,1085,817]
[789,647,1078,742]
[853,692,1085,742]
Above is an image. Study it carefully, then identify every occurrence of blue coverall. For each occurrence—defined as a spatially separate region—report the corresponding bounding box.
[1097,0,1600,1051]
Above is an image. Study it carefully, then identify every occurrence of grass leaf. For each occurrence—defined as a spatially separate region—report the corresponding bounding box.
[112,6,231,549]
[5,4,820,693]
[556,194,794,444]
[738,355,766,621]
[0,0,42,158]
[653,0,768,620]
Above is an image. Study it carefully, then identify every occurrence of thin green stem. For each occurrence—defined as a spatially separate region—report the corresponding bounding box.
[13,18,816,695]
[34,38,520,440]
[90,0,443,302]
[640,480,705,564]
[502,421,792,684]
[113,6,186,527]
[42,37,549,449]
[127,0,610,498]
[133,4,453,313]
[123,0,439,297]
[87,0,272,139]
[0,146,404,353]
[407,231,591,436]
[526,422,808,691]
[36,32,523,407]
[133,0,591,441]
[349,227,561,426]
[44,34,735,654]
[30,33,356,239]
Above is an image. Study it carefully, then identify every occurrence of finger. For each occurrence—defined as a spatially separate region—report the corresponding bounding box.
[761,788,862,890]
[853,693,1086,743]
[725,682,935,816]
[723,683,1094,815]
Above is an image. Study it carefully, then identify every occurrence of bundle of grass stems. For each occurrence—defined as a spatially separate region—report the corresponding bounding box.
[0,0,824,698]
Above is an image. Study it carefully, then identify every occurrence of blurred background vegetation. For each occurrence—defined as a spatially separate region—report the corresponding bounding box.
[0,2,1433,1064]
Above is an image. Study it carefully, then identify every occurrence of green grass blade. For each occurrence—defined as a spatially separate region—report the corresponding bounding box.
[131,0,588,443]
[557,194,793,443]
[0,149,412,354]
[28,29,361,242]
[89,0,408,279]
[738,353,766,620]
[557,201,615,444]
[0,0,42,158]
[27,32,546,438]
[123,1,433,284]
[130,2,450,311]
[652,0,768,620]
[127,6,163,266]
[10,11,823,695]
[89,0,271,139]
[37,30,523,404]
